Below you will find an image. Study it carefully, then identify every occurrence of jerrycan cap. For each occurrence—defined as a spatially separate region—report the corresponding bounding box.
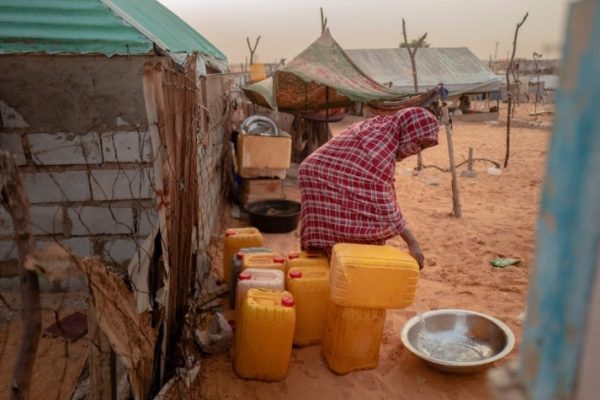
[289,270,302,279]
[225,229,237,237]
[236,251,245,260]
[273,256,286,264]
[281,296,295,307]
[288,252,300,260]
[306,251,320,258]
[239,272,251,280]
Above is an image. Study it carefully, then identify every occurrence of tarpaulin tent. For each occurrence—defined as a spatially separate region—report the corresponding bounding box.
[243,29,407,112]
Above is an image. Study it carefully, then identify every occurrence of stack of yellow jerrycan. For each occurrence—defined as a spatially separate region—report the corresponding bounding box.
[223,228,263,288]
[286,250,329,271]
[235,289,296,381]
[229,247,272,308]
[322,243,419,374]
[286,265,330,346]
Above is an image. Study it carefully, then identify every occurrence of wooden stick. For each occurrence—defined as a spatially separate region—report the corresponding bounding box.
[1,152,40,400]
[442,109,462,218]
[468,147,474,171]
[88,301,117,400]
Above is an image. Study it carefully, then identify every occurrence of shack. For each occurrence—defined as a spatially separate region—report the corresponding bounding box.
[346,47,502,120]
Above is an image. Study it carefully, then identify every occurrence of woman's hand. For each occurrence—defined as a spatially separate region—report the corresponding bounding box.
[400,228,425,270]
[408,241,425,270]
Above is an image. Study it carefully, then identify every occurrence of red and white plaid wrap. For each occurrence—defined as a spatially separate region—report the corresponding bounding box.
[298,107,439,255]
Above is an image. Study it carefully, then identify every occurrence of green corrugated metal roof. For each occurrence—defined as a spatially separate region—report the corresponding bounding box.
[0,0,227,62]
[105,0,226,59]
[0,0,153,55]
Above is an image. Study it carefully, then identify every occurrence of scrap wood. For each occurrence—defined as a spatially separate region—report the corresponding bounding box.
[82,258,158,400]
[43,312,87,342]
[153,364,201,400]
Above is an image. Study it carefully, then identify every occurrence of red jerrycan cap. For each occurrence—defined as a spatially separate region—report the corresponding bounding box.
[225,229,237,237]
[281,296,295,307]
[288,251,300,260]
[236,251,245,260]
[289,270,302,279]
[238,272,251,280]
[273,256,286,264]
[306,251,319,258]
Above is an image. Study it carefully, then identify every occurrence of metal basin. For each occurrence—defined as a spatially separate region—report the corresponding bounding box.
[401,309,515,374]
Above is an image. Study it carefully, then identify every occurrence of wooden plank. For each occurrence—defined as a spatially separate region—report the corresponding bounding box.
[88,301,116,400]
[519,1,600,398]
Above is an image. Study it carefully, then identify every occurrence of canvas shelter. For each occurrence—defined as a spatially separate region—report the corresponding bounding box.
[346,47,501,96]
[243,29,407,112]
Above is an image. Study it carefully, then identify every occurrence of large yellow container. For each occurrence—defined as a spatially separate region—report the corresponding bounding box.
[236,268,285,308]
[234,289,296,381]
[223,228,263,288]
[242,253,286,272]
[287,250,329,271]
[321,299,387,375]
[286,266,330,346]
[329,243,419,309]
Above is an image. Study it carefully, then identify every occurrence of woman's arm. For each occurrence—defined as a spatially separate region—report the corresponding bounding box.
[400,228,425,270]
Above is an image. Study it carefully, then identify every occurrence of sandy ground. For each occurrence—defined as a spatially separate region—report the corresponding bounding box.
[201,107,550,399]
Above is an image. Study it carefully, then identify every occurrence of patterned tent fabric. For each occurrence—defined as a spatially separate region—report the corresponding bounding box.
[243,29,407,111]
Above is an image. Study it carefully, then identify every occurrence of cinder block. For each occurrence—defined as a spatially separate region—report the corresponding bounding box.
[138,207,159,236]
[0,133,26,165]
[101,131,152,163]
[67,206,134,236]
[28,132,101,165]
[24,171,91,203]
[90,168,153,201]
[0,207,14,236]
[102,238,139,264]
[30,205,63,235]
[0,239,17,260]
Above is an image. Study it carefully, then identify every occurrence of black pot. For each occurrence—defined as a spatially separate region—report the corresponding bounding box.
[246,199,301,233]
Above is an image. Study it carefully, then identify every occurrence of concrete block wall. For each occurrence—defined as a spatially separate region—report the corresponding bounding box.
[0,127,159,270]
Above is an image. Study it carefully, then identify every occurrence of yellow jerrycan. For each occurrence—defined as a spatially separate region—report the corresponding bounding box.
[223,228,263,288]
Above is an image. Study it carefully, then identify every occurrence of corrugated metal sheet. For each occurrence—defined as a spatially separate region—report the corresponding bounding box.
[346,47,501,95]
[0,0,153,55]
[0,0,227,66]
[104,0,226,60]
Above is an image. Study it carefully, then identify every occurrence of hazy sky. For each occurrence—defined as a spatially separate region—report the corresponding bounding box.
[158,0,571,64]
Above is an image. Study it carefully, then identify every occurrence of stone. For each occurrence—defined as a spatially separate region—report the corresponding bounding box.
[138,207,159,236]
[0,133,26,165]
[67,206,134,236]
[0,240,17,260]
[30,205,63,235]
[101,131,152,163]
[28,132,101,165]
[0,207,14,236]
[102,239,138,264]
[90,168,153,201]
[23,171,91,203]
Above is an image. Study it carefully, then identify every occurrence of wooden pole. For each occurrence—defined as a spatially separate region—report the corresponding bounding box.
[88,301,117,400]
[442,108,462,217]
[1,152,40,400]
[468,147,474,171]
